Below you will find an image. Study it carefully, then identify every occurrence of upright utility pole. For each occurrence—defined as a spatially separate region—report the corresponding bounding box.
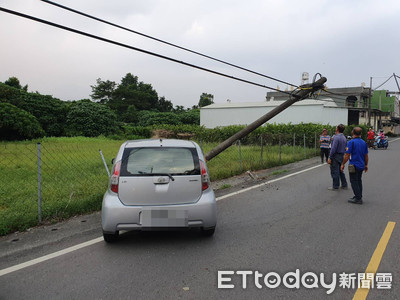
[205,77,327,161]
[368,77,372,127]
[394,73,400,93]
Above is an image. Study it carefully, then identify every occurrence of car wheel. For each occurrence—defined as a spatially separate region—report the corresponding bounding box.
[200,226,216,237]
[103,231,119,243]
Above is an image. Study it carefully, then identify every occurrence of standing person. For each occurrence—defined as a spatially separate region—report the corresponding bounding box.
[327,124,348,190]
[341,127,369,204]
[319,129,331,163]
[367,128,375,148]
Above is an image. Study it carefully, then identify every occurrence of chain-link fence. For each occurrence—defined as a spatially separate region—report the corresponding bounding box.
[0,139,123,235]
[200,133,320,180]
[1,133,322,235]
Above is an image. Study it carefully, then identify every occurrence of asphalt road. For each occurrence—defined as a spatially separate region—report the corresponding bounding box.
[1,138,399,299]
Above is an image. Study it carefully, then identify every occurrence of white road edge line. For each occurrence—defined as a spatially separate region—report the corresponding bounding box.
[6,140,398,278]
[389,137,400,143]
[0,237,103,277]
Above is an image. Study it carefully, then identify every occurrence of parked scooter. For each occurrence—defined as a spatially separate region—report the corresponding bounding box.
[373,136,388,149]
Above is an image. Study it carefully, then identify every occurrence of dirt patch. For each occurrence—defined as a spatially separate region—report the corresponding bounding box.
[211,156,323,191]
[151,130,195,140]
[151,129,175,139]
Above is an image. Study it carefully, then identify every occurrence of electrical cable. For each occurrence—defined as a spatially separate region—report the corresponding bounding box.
[0,6,293,95]
[40,0,298,88]
[373,75,393,90]
[321,89,358,98]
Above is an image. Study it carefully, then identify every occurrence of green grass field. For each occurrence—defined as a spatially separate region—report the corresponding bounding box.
[0,137,316,235]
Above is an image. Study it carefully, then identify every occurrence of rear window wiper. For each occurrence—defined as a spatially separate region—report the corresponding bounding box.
[137,172,175,181]
[152,173,175,181]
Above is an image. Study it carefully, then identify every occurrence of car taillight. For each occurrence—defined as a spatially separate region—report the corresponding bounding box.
[200,160,209,191]
[110,161,121,193]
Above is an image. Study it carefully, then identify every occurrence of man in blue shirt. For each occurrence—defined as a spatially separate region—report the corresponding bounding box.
[327,124,348,190]
[341,127,369,204]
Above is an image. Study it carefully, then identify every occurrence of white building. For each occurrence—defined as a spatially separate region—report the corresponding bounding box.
[200,99,348,128]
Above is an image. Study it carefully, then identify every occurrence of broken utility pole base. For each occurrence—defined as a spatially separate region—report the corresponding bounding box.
[204,76,327,161]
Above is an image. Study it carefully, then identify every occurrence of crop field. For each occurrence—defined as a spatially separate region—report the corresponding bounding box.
[0,137,316,235]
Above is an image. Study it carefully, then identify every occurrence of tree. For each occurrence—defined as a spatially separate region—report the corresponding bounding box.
[198,93,214,107]
[156,96,174,112]
[137,81,158,109]
[174,105,185,112]
[107,73,159,116]
[66,100,118,137]
[0,82,68,136]
[135,110,182,126]
[179,109,200,125]
[90,73,173,119]
[90,78,116,104]
[122,105,138,123]
[4,76,28,91]
[0,103,44,140]
[120,72,138,87]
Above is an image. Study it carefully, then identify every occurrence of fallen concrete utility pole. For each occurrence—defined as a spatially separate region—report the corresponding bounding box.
[204,76,327,161]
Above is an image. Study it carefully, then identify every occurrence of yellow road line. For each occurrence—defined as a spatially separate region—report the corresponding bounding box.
[353,221,396,300]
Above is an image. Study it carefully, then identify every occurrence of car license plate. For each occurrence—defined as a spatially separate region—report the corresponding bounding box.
[141,209,188,227]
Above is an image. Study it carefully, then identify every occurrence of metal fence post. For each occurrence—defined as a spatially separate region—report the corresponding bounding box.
[99,149,111,178]
[260,135,263,165]
[37,143,42,224]
[238,140,242,172]
[314,132,317,155]
[304,133,306,158]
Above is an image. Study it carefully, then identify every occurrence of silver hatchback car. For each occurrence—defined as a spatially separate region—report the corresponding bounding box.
[102,139,217,242]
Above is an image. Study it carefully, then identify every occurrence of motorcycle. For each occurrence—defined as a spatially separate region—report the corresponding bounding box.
[373,136,388,150]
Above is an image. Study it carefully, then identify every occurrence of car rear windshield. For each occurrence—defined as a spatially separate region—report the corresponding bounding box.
[120,147,200,176]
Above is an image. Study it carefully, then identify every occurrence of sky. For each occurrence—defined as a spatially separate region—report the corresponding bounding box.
[1,0,400,108]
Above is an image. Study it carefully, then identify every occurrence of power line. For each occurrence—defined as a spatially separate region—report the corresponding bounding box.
[40,0,298,88]
[0,6,293,95]
[373,75,394,90]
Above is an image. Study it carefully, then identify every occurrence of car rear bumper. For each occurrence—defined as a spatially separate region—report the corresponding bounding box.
[101,189,217,233]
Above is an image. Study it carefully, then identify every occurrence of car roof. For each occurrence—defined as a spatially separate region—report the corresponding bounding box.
[124,139,197,148]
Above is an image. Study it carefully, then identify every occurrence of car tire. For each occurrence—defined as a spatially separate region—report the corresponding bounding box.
[200,226,216,237]
[103,231,119,243]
